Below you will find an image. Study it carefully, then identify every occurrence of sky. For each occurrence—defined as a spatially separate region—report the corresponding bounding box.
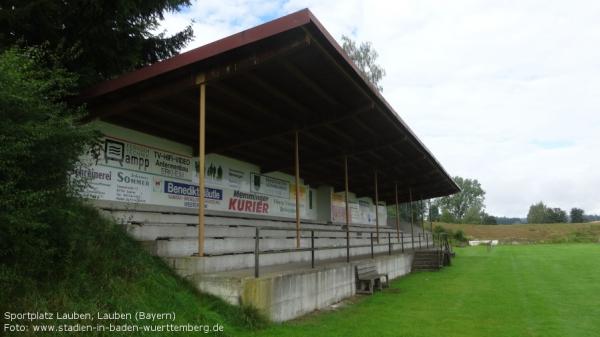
[158,0,600,217]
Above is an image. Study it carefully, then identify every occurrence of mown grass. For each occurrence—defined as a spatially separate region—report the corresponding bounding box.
[239,244,600,337]
[438,222,600,243]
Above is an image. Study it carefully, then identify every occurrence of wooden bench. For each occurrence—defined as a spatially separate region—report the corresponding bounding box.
[355,263,389,294]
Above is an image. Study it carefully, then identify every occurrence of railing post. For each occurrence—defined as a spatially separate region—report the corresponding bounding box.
[254,227,260,278]
[418,233,422,249]
[311,230,315,269]
[370,232,374,259]
[346,229,350,263]
[426,233,429,248]
[388,232,392,255]
[401,232,404,253]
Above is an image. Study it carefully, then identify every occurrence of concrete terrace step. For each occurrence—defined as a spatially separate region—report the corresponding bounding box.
[411,249,443,272]
[105,210,414,242]
[149,237,417,257]
[163,245,412,274]
[104,209,405,232]
[412,262,441,267]
[412,268,440,272]
[124,223,404,241]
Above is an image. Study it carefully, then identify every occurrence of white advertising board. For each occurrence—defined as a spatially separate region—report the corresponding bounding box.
[76,136,313,219]
[330,193,386,225]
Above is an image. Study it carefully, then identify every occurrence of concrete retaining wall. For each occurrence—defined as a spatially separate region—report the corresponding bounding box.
[181,252,414,322]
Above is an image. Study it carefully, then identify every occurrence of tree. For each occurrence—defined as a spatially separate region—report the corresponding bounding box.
[570,208,585,223]
[527,202,547,224]
[496,217,524,225]
[429,204,440,222]
[0,1,193,87]
[435,176,485,223]
[546,207,567,223]
[439,209,456,223]
[481,213,498,225]
[462,205,483,224]
[0,48,97,280]
[341,35,386,91]
[527,202,568,223]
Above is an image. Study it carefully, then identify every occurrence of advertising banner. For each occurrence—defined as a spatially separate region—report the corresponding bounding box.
[76,136,313,219]
[331,193,360,223]
[250,173,290,199]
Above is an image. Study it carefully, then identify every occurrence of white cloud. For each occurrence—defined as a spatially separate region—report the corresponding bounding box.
[160,0,600,216]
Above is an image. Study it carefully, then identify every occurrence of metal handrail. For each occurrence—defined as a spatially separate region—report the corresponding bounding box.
[253,225,433,278]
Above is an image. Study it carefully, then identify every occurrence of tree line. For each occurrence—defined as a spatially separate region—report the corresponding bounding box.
[423,177,595,225]
[527,202,594,224]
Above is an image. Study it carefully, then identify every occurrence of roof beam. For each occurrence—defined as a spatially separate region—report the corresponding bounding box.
[281,60,340,107]
[106,114,194,146]
[244,72,314,119]
[84,75,197,121]
[210,82,288,124]
[324,124,355,145]
[210,103,374,153]
[301,163,435,188]
[262,136,407,172]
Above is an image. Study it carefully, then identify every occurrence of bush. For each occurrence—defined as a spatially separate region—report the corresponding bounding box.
[433,225,448,235]
[0,47,97,289]
[453,229,467,243]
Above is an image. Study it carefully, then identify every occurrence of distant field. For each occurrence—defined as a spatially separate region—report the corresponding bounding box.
[438,222,600,243]
[239,244,600,337]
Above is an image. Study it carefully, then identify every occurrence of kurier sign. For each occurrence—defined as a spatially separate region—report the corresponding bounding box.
[76,136,310,218]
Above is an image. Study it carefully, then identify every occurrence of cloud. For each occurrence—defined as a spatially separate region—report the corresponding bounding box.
[159,0,600,216]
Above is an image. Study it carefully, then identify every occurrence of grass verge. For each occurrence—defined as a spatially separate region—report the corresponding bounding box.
[0,205,266,336]
[240,244,600,337]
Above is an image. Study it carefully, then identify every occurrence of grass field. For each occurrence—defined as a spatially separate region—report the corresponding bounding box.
[237,244,600,337]
[438,222,600,243]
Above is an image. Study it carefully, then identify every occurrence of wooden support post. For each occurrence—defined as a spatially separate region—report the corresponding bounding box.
[344,156,350,262]
[294,131,301,248]
[429,199,433,234]
[395,182,400,241]
[254,227,260,278]
[344,156,350,227]
[401,232,404,253]
[370,232,374,259]
[420,198,425,232]
[197,75,206,257]
[311,230,315,268]
[409,187,414,250]
[374,170,379,243]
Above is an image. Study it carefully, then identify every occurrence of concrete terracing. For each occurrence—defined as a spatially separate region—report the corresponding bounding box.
[98,207,433,321]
